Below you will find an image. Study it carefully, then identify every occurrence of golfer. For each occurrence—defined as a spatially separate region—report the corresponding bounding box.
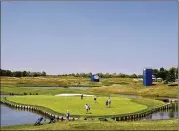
[108,98,111,108]
[85,104,90,113]
[94,96,97,103]
[106,100,109,107]
[66,110,70,121]
[81,94,83,99]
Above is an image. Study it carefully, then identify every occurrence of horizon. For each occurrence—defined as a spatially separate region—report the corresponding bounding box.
[2,1,178,75]
[1,66,177,76]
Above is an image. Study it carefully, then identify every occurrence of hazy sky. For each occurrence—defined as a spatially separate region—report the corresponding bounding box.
[1,1,178,75]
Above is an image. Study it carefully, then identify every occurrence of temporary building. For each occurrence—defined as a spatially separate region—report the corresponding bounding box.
[91,74,100,82]
[143,68,153,86]
[152,75,157,82]
[157,78,163,82]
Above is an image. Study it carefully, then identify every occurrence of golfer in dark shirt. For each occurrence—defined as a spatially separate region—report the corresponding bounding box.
[66,110,70,121]
[81,94,83,99]
[94,96,97,103]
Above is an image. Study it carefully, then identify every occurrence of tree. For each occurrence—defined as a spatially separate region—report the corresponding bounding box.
[105,73,110,78]
[137,75,143,78]
[176,67,178,79]
[160,67,165,72]
[0,69,7,76]
[76,73,80,77]
[157,67,168,80]
[164,70,169,80]
[130,74,137,78]
[42,71,46,76]
[168,67,176,82]
[152,69,159,78]
[119,73,126,78]
[13,71,22,77]
[22,71,27,77]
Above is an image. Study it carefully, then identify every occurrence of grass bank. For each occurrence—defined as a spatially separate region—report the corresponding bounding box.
[1,119,178,130]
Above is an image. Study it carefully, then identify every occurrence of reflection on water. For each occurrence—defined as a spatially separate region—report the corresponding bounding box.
[1,104,49,127]
[115,103,178,121]
[118,94,178,121]
[1,95,50,127]
[142,106,178,120]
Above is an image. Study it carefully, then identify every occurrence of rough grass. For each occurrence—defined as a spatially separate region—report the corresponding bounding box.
[1,119,178,130]
[0,76,104,87]
[6,95,148,117]
[89,83,178,98]
[1,76,178,97]
[1,84,96,95]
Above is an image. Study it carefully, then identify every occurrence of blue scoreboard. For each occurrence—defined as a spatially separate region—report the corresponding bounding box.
[143,68,152,86]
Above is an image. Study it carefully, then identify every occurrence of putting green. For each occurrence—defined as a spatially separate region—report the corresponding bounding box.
[7,95,148,116]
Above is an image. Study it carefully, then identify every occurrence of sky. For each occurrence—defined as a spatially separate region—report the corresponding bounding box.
[1,1,178,75]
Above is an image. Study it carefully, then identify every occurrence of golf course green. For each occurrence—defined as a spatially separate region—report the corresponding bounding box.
[6,95,165,117]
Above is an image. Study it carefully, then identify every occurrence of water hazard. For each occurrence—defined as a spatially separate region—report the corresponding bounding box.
[142,103,178,121]
[1,95,49,127]
[118,94,178,121]
[20,86,89,90]
[1,104,50,126]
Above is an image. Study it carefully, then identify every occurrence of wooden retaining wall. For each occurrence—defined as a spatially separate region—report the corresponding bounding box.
[1,100,78,121]
[112,103,173,121]
[1,98,174,122]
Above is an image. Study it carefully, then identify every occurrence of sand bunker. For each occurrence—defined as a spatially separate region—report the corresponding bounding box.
[55,93,94,97]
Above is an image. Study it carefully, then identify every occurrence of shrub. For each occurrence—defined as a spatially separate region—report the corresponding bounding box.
[24,92,27,95]
[36,93,38,95]
[168,84,178,86]
[30,93,32,95]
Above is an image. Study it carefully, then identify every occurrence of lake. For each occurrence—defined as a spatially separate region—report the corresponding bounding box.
[20,86,89,90]
[1,103,50,127]
[1,95,49,127]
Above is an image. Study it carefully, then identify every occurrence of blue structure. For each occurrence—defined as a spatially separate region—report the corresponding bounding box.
[143,68,152,86]
[91,74,100,82]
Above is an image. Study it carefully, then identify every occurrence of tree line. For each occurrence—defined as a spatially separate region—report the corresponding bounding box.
[152,67,178,82]
[60,72,142,78]
[59,67,178,81]
[0,67,178,82]
[0,69,46,77]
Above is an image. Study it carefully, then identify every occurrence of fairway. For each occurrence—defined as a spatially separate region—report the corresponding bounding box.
[7,95,148,116]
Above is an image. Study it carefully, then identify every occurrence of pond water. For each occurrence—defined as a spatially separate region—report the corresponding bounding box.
[20,86,89,90]
[141,103,178,121]
[1,104,50,127]
[118,94,178,121]
[114,102,178,121]
[1,95,49,127]
[20,86,61,89]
